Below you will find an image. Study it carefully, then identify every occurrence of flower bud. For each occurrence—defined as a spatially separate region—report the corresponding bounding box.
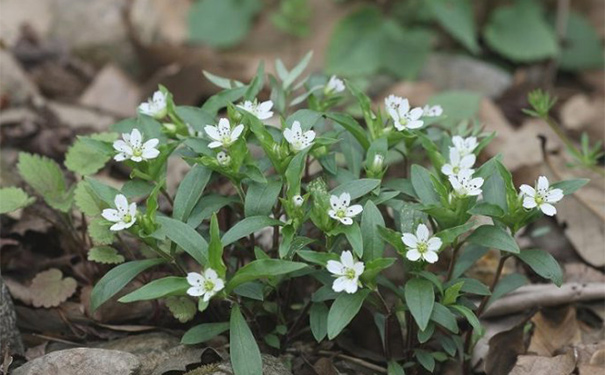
[292,195,304,207]
[217,151,231,166]
[372,154,384,171]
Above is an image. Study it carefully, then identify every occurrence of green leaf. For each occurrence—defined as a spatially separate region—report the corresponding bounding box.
[488,273,528,306]
[87,246,125,265]
[435,222,473,246]
[284,150,307,196]
[91,258,165,311]
[296,250,338,266]
[221,216,283,246]
[85,177,121,206]
[175,106,215,132]
[428,90,481,128]
[156,216,209,265]
[333,222,363,258]
[173,165,212,222]
[551,178,589,195]
[410,165,439,204]
[484,1,557,62]
[230,304,262,375]
[469,202,505,218]
[427,0,478,53]
[74,180,103,216]
[188,194,238,228]
[404,278,435,331]
[245,180,282,217]
[17,152,72,211]
[451,304,481,333]
[362,258,396,282]
[331,178,380,200]
[467,225,520,253]
[233,282,265,301]
[415,349,435,372]
[326,7,386,76]
[165,296,196,323]
[325,113,371,150]
[377,226,406,254]
[430,303,459,333]
[88,218,115,245]
[382,23,433,80]
[310,302,329,342]
[201,86,248,116]
[559,12,605,71]
[188,0,261,48]
[442,281,464,306]
[0,187,35,214]
[182,322,230,344]
[226,260,307,292]
[65,134,116,176]
[208,213,226,277]
[283,51,313,89]
[119,276,189,303]
[327,289,370,339]
[516,249,563,287]
[387,361,405,375]
[361,200,386,261]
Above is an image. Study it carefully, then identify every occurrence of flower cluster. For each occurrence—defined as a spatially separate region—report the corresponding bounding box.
[385,95,424,131]
[520,176,563,216]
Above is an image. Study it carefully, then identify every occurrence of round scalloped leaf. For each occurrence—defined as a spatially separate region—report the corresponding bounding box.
[74,180,103,216]
[29,268,77,308]
[88,218,115,245]
[0,187,35,214]
[165,296,196,323]
[88,246,125,265]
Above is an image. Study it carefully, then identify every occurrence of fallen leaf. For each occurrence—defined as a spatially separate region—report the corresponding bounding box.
[510,350,576,375]
[29,268,77,308]
[559,94,603,132]
[528,306,582,357]
[485,322,526,375]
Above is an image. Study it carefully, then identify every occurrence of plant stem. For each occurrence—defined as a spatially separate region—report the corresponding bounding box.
[376,291,392,359]
[445,241,464,282]
[462,253,509,373]
[160,187,174,207]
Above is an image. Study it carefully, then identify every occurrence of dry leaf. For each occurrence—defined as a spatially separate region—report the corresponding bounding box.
[510,350,576,375]
[29,268,77,308]
[485,323,526,375]
[528,306,582,357]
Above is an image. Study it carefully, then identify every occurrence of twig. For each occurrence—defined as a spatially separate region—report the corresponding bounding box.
[317,350,387,374]
[483,282,605,318]
[160,187,174,207]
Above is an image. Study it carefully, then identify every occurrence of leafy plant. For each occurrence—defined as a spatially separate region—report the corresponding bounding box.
[1,54,586,374]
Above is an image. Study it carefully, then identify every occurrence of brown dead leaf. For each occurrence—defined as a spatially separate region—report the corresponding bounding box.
[314,357,339,375]
[375,81,436,108]
[579,365,605,375]
[528,306,582,357]
[29,268,77,308]
[510,350,576,375]
[485,323,526,375]
[559,94,604,133]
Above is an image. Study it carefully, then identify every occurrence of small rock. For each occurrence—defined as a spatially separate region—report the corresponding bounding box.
[0,50,41,106]
[12,348,141,375]
[46,101,117,132]
[79,64,140,117]
[420,53,513,98]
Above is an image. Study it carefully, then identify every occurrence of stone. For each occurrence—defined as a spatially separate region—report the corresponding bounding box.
[12,348,141,375]
[420,53,513,98]
[79,64,140,117]
[0,277,25,355]
[0,50,41,106]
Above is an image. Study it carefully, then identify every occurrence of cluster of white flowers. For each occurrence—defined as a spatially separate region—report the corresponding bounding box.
[102,194,137,232]
[283,121,316,152]
[138,91,168,119]
[324,75,345,95]
[186,269,225,302]
[205,118,245,149]
[442,136,484,198]
[237,100,274,121]
[327,250,364,294]
[402,224,442,263]
[113,129,160,163]
[385,95,424,131]
[328,192,363,225]
[519,176,563,216]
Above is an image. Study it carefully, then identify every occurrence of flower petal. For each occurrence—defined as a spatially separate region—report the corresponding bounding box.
[327,260,345,275]
[187,287,205,297]
[332,277,348,293]
[540,203,557,216]
[339,192,351,207]
[340,251,354,268]
[353,262,365,276]
[339,217,353,225]
[407,107,423,121]
[402,233,418,248]
[114,194,129,212]
[416,224,429,242]
[537,176,549,192]
[208,141,222,149]
[187,272,204,286]
[441,164,454,176]
[101,209,120,222]
[344,279,359,294]
[110,222,128,231]
[523,197,538,209]
[546,188,563,203]
[406,249,421,261]
[427,237,442,251]
[129,129,142,148]
[230,124,244,140]
[423,250,439,264]
[204,268,219,281]
[204,125,220,141]
[519,184,535,197]
[346,205,363,217]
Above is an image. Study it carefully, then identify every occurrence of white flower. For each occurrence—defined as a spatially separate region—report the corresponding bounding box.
[384,95,424,131]
[113,129,160,163]
[237,100,274,120]
[449,169,484,197]
[327,250,365,294]
[186,269,225,302]
[293,195,304,207]
[283,121,316,152]
[101,194,137,231]
[324,75,345,95]
[519,176,563,216]
[216,151,231,166]
[204,118,244,149]
[441,148,476,177]
[328,192,363,225]
[138,91,167,119]
[422,105,443,117]
[452,136,478,157]
[372,154,384,170]
[402,224,442,263]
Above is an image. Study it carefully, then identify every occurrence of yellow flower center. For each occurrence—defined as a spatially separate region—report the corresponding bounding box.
[344,268,356,280]
[132,148,143,157]
[417,242,428,254]
[123,214,133,223]
[336,209,346,218]
[204,280,215,292]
